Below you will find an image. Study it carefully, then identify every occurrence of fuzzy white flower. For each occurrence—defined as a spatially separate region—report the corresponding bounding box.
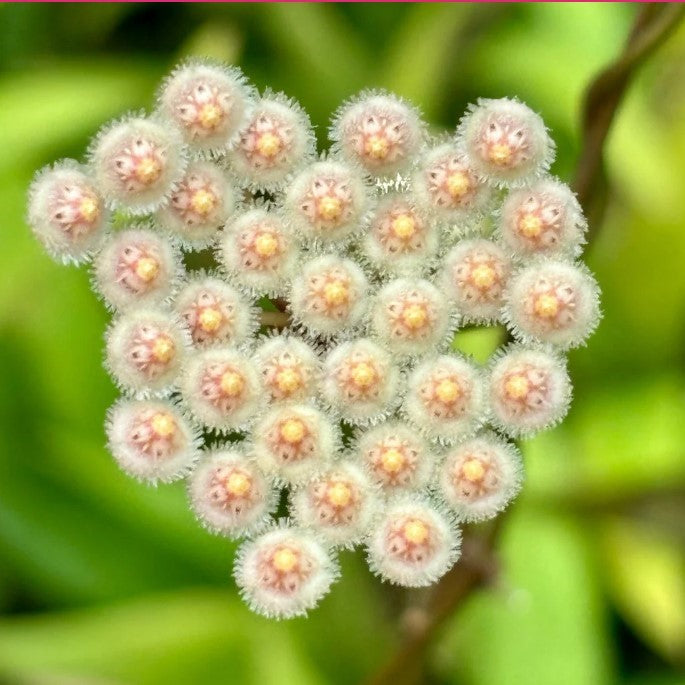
[105,308,189,397]
[219,207,298,296]
[229,93,315,191]
[322,339,401,426]
[487,345,571,437]
[290,255,369,337]
[156,161,236,249]
[106,398,201,484]
[441,239,512,323]
[173,275,258,348]
[188,448,277,537]
[330,91,425,177]
[437,433,523,522]
[499,178,587,257]
[457,98,554,187]
[27,160,108,264]
[93,227,181,311]
[372,278,454,357]
[366,495,461,587]
[253,403,337,485]
[504,260,601,349]
[89,114,187,214]
[158,60,255,154]
[234,525,340,619]
[179,347,262,432]
[355,421,434,493]
[404,355,485,444]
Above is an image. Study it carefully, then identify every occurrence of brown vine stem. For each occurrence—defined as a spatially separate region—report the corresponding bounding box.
[365,5,684,685]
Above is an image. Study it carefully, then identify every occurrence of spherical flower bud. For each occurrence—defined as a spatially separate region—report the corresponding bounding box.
[322,339,400,426]
[188,448,277,537]
[290,255,369,337]
[412,142,491,221]
[230,93,315,191]
[89,115,186,214]
[179,348,261,432]
[500,178,587,257]
[93,227,180,311]
[366,495,461,587]
[487,346,571,437]
[441,239,512,323]
[504,260,601,349]
[457,98,554,187]
[437,433,523,522]
[290,462,378,548]
[27,160,108,264]
[404,355,484,444]
[105,398,200,484]
[362,192,438,274]
[284,159,371,245]
[234,526,340,619]
[372,279,453,357]
[173,275,257,348]
[330,92,424,177]
[219,207,297,296]
[253,404,337,485]
[355,421,433,493]
[253,335,320,404]
[105,308,188,397]
[158,61,254,154]
[156,161,235,249]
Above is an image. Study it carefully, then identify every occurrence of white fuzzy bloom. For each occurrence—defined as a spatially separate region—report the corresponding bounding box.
[173,275,257,348]
[457,98,554,187]
[404,355,485,444]
[290,461,379,548]
[27,160,108,264]
[411,142,492,221]
[437,433,523,522]
[372,278,454,357]
[234,526,340,619]
[253,403,337,485]
[157,61,255,154]
[441,239,512,324]
[322,339,401,426]
[156,161,236,249]
[284,159,372,245]
[330,91,425,177]
[487,346,571,437]
[499,178,587,258]
[253,335,321,404]
[89,114,187,214]
[106,398,201,484]
[290,255,369,337]
[355,421,434,493]
[188,448,277,538]
[179,347,261,432]
[105,308,189,397]
[229,93,315,191]
[362,192,438,275]
[504,260,601,349]
[366,495,461,587]
[219,207,298,296]
[93,227,180,311]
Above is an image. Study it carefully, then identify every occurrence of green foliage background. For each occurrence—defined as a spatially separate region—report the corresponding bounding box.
[0,3,684,684]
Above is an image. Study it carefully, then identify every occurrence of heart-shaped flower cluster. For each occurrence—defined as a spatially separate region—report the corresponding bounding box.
[26,59,601,619]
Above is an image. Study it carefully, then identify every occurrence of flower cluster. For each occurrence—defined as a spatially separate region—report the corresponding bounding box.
[27,59,601,619]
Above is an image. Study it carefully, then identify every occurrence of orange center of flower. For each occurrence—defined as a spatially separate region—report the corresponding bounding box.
[190,189,217,216]
[462,458,485,483]
[505,374,529,399]
[381,448,405,473]
[518,213,543,238]
[272,547,299,573]
[317,195,343,221]
[446,171,470,198]
[365,135,389,160]
[135,156,162,184]
[471,264,496,289]
[256,132,282,158]
[323,280,349,306]
[226,471,251,497]
[151,412,176,438]
[326,481,352,508]
[436,378,460,403]
[254,232,279,257]
[151,335,175,363]
[533,293,560,318]
[79,196,100,222]
[391,214,416,239]
[275,368,302,393]
[199,103,223,130]
[280,418,307,444]
[198,307,223,332]
[220,370,244,397]
[404,519,429,544]
[135,257,159,283]
[351,362,377,388]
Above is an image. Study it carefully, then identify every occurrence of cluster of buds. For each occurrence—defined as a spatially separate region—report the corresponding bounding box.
[27,59,601,619]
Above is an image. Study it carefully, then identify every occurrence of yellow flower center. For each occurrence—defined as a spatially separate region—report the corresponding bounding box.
[280,418,307,444]
[226,471,251,497]
[327,481,352,508]
[151,412,176,438]
[462,458,485,483]
[199,103,223,130]
[190,189,216,217]
[381,448,405,473]
[488,143,513,166]
[534,293,560,319]
[272,547,298,573]
[256,132,282,158]
[135,257,159,283]
[471,264,496,290]
[404,519,429,545]
[151,335,175,363]
[365,134,389,160]
[504,374,529,400]
[323,280,349,307]
[317,195,343,222]
[220,370,244,397]
[135,156,162,184]
[391,214,416,239]
[518,213,543,238]
[401,304,428,330]
[351,361,377,389]
[254,232,279,258]
[198,307,223,332]
[435,378,460,403]
[79,196,100,223]
[446,171,470,198]
[275,368,301,394]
